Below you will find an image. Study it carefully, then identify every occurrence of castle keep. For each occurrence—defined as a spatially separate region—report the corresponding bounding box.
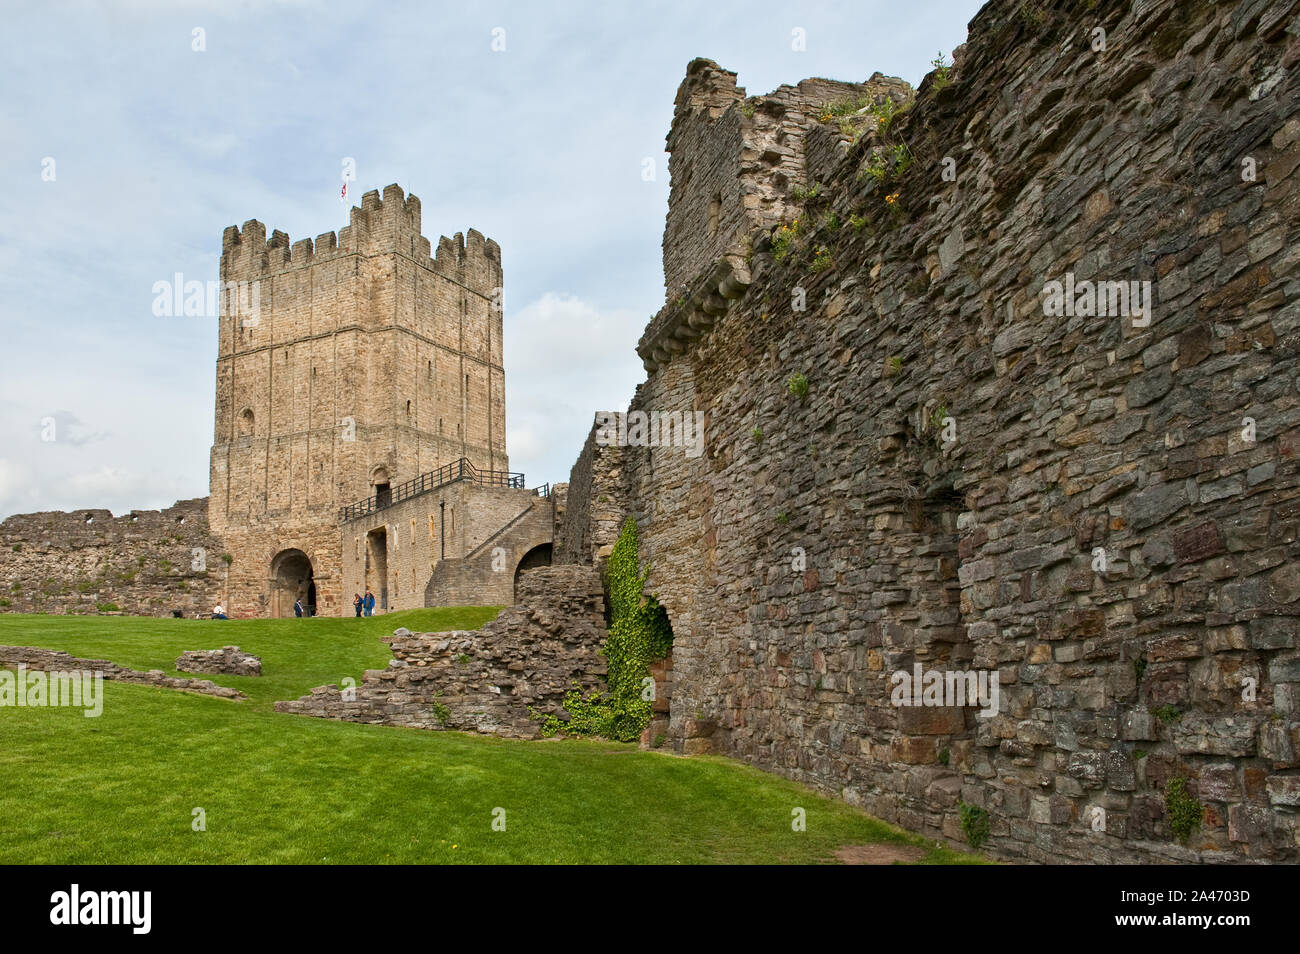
[0,184,552,618]
[211,184,515,617]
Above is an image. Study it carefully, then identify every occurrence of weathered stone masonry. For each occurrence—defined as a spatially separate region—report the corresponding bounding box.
[0,645,244,699]
[0,499,223,616]
[562,0,1300,862]
[275,565,607,737]
[0,186,549,619]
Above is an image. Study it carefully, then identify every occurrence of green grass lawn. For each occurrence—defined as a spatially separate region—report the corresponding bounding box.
[0,612,983,864]
[0,607,502,711]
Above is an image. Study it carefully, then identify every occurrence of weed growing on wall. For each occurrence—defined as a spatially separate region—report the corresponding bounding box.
[959,801,989,849]
[1164,777,1202,843]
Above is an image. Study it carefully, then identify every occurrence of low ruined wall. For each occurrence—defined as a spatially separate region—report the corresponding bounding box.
[0,645,245,699]
[0,499,225,617]
[577,0,1300,863]
[176,646,261,677]
[275,565,607,737]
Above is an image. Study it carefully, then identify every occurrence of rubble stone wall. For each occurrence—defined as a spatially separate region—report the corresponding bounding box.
[564,0,1300,862]
[275,565,607,738]
[0,498,224,617]
[0,644,245,699]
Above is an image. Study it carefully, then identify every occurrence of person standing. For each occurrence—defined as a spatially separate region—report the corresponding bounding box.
[363,589,375,617]
[294,597,304,618]
[353,593,363,618]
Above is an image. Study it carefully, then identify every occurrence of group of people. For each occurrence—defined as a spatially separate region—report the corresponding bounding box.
[208,589,377,619]
[353,589,376,617]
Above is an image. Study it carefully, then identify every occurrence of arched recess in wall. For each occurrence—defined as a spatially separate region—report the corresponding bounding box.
[512,543,553,602]
[645,598,674,741]
[890,432,973,753]
[237,407,254,437]
[270,548,314,618]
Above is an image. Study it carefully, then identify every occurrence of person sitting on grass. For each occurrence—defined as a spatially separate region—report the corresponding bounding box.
[212,604,228,620]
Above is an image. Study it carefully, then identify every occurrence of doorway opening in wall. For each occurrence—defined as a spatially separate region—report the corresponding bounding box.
[365,527,388,612]
[270,549,314,619]
[372,466,392,510]
[513,543,553,602]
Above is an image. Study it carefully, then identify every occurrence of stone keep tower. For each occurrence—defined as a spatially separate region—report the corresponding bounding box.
[209,184,507,617]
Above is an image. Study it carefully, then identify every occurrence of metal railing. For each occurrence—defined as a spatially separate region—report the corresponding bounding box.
[338,458,525,523]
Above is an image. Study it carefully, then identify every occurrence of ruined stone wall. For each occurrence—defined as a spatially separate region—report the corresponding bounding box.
[554,422,631,566]
[662,59,909,297]
[0,644,245,699]
[572,0,1300,862]
[275,565,606,737]
[211,183,507,616]
[0,499,224,616]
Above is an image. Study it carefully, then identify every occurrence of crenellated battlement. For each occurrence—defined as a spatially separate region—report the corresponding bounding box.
[219,183,500,294]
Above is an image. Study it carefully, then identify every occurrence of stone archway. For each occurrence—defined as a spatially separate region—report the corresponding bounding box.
[512,542,553,602]
[270,549,314,618]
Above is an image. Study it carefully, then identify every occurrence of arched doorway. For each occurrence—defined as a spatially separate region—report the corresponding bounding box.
[270,549,314,618]
[512,543,553,602]
[371,466,392,510]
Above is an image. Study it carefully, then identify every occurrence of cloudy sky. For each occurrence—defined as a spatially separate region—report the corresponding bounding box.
[0,0,983,520]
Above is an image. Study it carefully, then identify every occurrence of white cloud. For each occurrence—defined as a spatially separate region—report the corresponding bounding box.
[0,459,196,521]
[504,292,646,486]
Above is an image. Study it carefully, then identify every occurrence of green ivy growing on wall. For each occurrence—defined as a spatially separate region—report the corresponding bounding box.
[537,517,673,742]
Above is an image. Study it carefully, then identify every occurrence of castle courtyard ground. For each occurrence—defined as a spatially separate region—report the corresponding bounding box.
[0,610,980,864]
